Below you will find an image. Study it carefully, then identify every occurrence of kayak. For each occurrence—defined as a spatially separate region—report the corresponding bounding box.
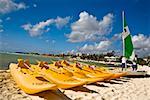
[49,61,105,84]
[60,60,113,80]
[9,63,57,94]
[74,67,113,79]
[82,65,127,80]
[37,68,86,89]
[31,62,87,89]
[49,63,73,77]
[62,66,105,84]
[62,61,126,80]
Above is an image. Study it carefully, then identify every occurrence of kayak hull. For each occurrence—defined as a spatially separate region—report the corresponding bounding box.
[9,63,57,94]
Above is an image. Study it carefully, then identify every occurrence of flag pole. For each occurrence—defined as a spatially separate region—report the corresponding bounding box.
[122,11,125,57]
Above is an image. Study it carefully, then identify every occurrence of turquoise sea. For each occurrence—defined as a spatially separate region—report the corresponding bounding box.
[0,52,61,70]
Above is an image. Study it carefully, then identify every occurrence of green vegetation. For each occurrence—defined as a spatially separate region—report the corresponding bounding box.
[137,58,148,65]
[76,51,116,61]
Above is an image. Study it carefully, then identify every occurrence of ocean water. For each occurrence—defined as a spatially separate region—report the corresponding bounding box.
[0,52,61,70]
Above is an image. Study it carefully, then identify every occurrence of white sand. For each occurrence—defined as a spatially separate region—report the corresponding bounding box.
[0,70,150,100]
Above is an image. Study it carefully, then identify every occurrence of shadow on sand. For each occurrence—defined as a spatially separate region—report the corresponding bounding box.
[103,80,123,84]
[68,86,99,93]
[32,90,71,100]
[90,83,109,87]
[112,78,129,82]
[124,75,150,78]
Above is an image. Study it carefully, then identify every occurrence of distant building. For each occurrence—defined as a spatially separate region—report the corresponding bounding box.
[104,56,119,62]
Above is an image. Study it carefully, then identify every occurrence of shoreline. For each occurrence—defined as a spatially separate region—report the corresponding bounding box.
[0,70,150,100]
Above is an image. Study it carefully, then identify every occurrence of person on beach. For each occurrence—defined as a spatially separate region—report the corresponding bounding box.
[132,56,138,71]
[132,61,137,71]
[121,56,127,71]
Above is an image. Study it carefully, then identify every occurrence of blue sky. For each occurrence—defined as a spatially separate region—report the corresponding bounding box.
[0,0,149,57]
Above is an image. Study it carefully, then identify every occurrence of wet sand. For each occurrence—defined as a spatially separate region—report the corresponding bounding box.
[0,70,150,100]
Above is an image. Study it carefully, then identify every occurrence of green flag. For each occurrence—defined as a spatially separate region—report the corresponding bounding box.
[122,11,135,61]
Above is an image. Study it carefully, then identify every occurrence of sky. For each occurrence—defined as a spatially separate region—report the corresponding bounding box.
[0,0,149,57]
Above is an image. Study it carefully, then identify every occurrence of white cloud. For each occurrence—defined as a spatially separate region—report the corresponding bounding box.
[0,17,11,32]
[22,19,54,37]
[0,0,27,14]
[112,33,122,40]
[0,19,2,23]
[79,40,112,54]
[22,17,70,37]
[6,17,11,20]
[45,39,56,44]
[132,34,150,57]
[52,40,56,44]
[45,40,49,43]
[55,16,70,29]
[33,4,37,8]
[70,49,75,54]
[67,11,114,42]
[0,29,3,32]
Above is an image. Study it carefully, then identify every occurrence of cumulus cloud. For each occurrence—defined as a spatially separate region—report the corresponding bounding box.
[110,33,150,57]
[132,34,150,57]
[0,0,27,14]
[22,16,70,37]
[70,49,75,54]
[79,40,112,54]
[55,16,70,29]
[67,11,114,42]
[22,19,54,37]
[112,33,122,41]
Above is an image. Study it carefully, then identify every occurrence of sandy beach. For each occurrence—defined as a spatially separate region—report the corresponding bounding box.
[0,70,150,100]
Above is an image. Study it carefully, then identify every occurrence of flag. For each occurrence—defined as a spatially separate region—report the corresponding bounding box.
[122,11,135,61]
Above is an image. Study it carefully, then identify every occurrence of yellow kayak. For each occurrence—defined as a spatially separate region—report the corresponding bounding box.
[79,64,127,80]
[74,66,113,79]
[82,64,126,78]
[62,66,105,84]
[9,63,57,94]
[49,61,105,84]
[60,60,113,80]
[49,63,73,77]
[31,62,86,89]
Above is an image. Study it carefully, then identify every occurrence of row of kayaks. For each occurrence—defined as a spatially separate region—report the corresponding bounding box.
[9,59,127,94]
